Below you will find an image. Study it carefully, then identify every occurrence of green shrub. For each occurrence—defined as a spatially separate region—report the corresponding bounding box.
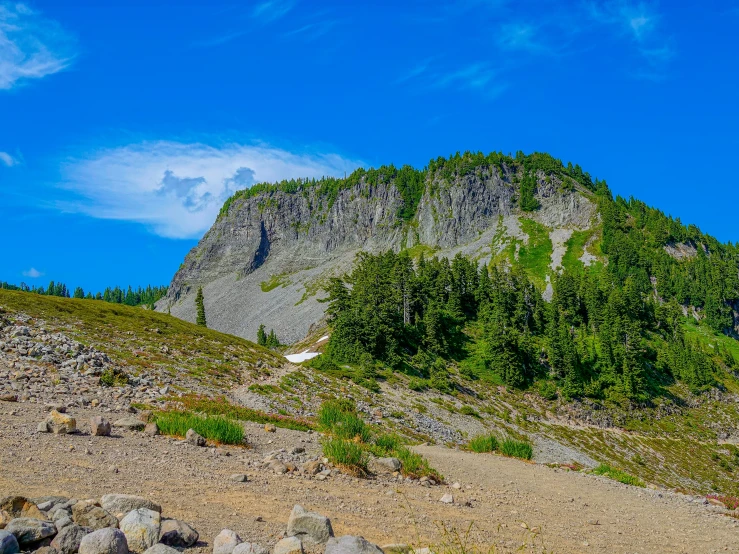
[500,438,533,460]
[592,464,645,487]
[155,410,244,445]
[372,433,402,455]
[468,434,499,453]
[99,368,129,387]
[318,399,371,442]
[395,446,443,481]
[408,378,428,391]
[322,438,369,476]
[538,380,558,400]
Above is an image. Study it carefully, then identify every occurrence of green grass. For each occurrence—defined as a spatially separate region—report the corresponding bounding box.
[0,289,281,388]
[322,437,369,476]
[561,229,592,273]
[175,394,315,431]
[516,218,553,288]
[468,434,499,453]
[500,438,534,460]
[592,463,645,487]
[155,410,244,445]
[395,446,443,481]
[260,273,290,293]
[317,399,371,441]
[459,405,481,418]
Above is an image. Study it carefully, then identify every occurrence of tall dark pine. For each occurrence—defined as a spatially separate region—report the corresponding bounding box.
[195,287,207,327]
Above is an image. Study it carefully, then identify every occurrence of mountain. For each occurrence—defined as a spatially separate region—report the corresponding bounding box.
[161,152,606,343]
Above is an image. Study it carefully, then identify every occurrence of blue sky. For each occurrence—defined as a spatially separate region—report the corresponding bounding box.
[1,0,738,292]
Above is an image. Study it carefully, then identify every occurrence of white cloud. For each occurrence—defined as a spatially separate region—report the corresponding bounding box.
[0,151,17,166]
[22,267,42,278]
[62,141,362,239]
[497,22,545,53]
[0,2,76,90]
[252,0,295,23]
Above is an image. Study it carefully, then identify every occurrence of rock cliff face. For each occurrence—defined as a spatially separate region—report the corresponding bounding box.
[160,166,598,343]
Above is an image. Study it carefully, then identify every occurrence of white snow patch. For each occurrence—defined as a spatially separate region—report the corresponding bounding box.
[316,335,330,343]
[285,350,321,363]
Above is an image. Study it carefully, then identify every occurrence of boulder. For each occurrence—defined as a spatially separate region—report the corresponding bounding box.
[5,518,57,547]
[233,543,268,554]
[369,458,401,474]
[272,537,302,554]
[112,418,145,431]
[158,519,198,547]
[143,424,158,437]
[119,509,160,554]
[78,528,128,554]
[285,505,333,545]
[38,422,50,433]
[0,511,11,530]
[264,424,276,433]
[325,536,384,554]
[142,545,178,554]
[185,429,205,447]
[71,503,117,530]
[0,530,20,554]
[0,394,17,403]
[212,529,241,554]
[90,417,111,437]
[100,496,161,521]
[301,461,322,476]
[51,525,91,554]
[47,411,77,434]
[0,496,47,520]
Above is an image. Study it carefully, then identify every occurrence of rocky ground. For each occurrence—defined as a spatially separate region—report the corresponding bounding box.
[2,401,739,554]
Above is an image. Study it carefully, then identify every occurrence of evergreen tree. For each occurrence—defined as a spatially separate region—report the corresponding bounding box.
[257,324,267,346]
[195,287,207,327]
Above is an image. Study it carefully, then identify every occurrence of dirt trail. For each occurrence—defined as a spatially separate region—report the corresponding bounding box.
[1,403,738,554]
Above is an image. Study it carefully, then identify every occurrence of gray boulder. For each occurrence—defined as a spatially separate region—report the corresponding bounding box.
[142,545,178,554]
[212,529,241,554]
[119,509,160,554]
[272,537,302,554]
[51,525,91,554]
[78,528,128,554]
[285,505,333,545]
[158,519,198,547]
[325,536,384,554]
[233,543,268,554]
[71,503,117,530]
[369,458,401,474]
[0,530,20,554]
[185,429,205,447]
[90,417,111,437]
[100,496,161,521]
[5,518,57,547]
[112,418,145,431]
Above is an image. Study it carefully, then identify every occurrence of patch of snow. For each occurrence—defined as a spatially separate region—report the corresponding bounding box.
[285,350,321,363]
[316,335,329,343]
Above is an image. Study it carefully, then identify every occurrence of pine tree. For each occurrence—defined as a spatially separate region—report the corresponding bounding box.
[195,287,207,327]
[257,324,267,346]
[266,329,279,348]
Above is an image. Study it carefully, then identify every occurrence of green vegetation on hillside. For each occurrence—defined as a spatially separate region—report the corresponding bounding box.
[0,281,168,309]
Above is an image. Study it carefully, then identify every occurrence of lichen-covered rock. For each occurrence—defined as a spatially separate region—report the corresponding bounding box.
[51,525,91,554]
[119,509,160,554]
[285,505,333,545]
[272,537,302,554]
[0,496,47,521]
[5,518,57,547]
[71,503,117,531]
[47,411,77,434]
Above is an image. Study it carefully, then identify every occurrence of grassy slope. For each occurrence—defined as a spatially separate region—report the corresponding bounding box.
[0,289,282,389]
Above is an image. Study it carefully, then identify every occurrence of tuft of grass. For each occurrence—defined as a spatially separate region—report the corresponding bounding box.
[395,446,444,482]
[318,399,371,442]
[260,273,290,293]
[592,464,645,487]
[175,394,315,431]
[459,405,480,418]
[500,438,534,460]
[322,438,369,476]
[155,410,244,445]
[99,367,129,387]
[373,433,402,454]
[468,434,499,453]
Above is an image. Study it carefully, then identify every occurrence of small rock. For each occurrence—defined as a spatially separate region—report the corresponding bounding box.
[185,429,206,447]
[37,421,50,433]
[0,530,20,554]
[112,418,145,431]
[272,537,302,554]
[158,519,198,548]
[144,423,158,437]
[451,483,461,490]
[90,417,111,437]
[0,394,18,403]
[119,509,160,554]
[325,536,383,554]
[439,494,454,504]
[142,545,178,554]
[78,528,128,554]
[301,461,322,476]
[229,475,248,483]
[212,529,241,554]
[264,424,276,433]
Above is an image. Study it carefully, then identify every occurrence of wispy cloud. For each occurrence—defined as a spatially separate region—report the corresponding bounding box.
[394,59,433,84]
[496,22,546,53]
[282,19,338,41]
[397,59,506,100]
[0,151,18,166]
[0,2,76,90]
[62,141,362,239]
[22,267,42,278]
[252,0,295,23]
